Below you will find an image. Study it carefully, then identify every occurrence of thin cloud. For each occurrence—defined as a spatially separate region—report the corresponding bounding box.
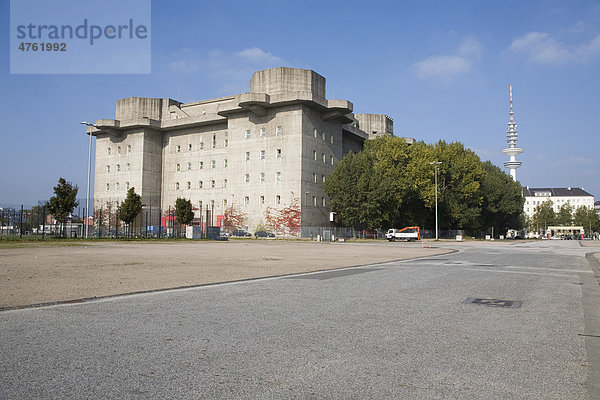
[509,31,600,65]
[168,47,286,76]
[413,39,482,82]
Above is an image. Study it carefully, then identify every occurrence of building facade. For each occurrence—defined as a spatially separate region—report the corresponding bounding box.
[87,67,394,235]
[522,187,595,219]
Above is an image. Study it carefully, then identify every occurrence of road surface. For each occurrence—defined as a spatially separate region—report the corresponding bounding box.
[1,240,599,398]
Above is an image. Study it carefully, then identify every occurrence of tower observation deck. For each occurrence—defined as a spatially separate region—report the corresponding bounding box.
[501,85,523,181]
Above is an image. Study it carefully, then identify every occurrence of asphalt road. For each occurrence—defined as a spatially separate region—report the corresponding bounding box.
[1,240,599,399]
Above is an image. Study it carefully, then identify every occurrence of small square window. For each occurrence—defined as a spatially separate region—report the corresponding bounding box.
[260,195,265,205]
[106,183,110,191]
[188,162,192,171]
[313,129,317,138]
[118,146,122,154]
[116,182,120,191]
[260,172,265,182]
[260,128,266,137]
[276,195,281,205]
[246,151,251,161]
[244,196,249,206]
[127,145,131,153]
[188,144,192,151]
[223,179,228,188]
[313,151,317,161]
[116,164,121,172]
[187,181,191,190]
[321,132,325,141]
[199,181,203,189]
[330,156,334,165]
[313,173,317,183]
[245,174,250,183]
[176,163,180,172]
[224,159,228,168]
[200,142,204,150]
[107,147,112,155]
[211,160,216,169]
[211,180,215,189]
[176,145,181,153]
[199,161,204,169]
[176,182,180,190]
[261,150,266,160]
[276,126,282,136]
[276,149,282,159]
[127,163,131,172]
[276,172,281,182]
[106,165,110,173]
[245,130,251,139]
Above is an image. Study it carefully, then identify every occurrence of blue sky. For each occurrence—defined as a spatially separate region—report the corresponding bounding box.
[1,0,599,206]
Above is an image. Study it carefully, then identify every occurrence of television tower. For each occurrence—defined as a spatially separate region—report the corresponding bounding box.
[502,85,523,181]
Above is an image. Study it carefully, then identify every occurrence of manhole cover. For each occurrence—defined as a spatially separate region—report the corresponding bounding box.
[464,297,521,308]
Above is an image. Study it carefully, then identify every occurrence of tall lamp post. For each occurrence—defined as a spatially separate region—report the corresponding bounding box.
[80,121,97,239]
[429,161,442,240]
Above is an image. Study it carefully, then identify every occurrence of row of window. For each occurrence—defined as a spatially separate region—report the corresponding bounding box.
[106,164,131,173]
[106,182,131,191]
[312,151,335,165]
[313,128,334,144]
[245,126,282,139]
[174,172,282,190]
[175,135,225,153]
[107,145,132,155]
[194,195,326,209]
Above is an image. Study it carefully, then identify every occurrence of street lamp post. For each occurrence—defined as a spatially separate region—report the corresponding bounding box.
[80,121,98,239]
[429,161,442,240]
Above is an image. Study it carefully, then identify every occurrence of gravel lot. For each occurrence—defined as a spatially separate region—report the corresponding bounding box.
[0,240,449,309]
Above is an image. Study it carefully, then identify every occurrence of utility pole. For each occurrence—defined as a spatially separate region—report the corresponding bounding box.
[429,161,442,240]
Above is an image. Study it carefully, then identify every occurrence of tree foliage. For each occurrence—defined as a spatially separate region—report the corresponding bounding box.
[323,137,522,235]
[118,187,142,226]
[556,203,574,226]
[223,204,247,231]
[47,177,79,236]
[573,207,600,234]
[264,194,302,236]
[175,197,194,226]
[530,200,556,231]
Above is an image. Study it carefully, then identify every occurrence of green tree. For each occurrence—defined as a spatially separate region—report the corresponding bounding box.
[175,197,194,227]
[556,203,574,226]
[47,177,79,237]
[118,187,142,237]
[478,161,524,236]
[573,207,600,236]
[531,200,556,233]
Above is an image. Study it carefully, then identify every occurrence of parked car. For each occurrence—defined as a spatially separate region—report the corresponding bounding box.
[231,229,252,237]
[254,230,275,238]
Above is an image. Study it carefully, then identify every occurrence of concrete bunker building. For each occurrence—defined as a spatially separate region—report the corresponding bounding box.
[87,67,395,236]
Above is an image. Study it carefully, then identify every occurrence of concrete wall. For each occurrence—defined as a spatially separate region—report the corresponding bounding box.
[250,67,326,100]
[355,114,394,138]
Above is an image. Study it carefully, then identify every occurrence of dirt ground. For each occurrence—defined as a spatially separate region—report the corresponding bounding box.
[0,240,450,309]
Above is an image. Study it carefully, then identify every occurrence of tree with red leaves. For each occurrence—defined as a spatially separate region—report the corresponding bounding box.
[223,204,247,232]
